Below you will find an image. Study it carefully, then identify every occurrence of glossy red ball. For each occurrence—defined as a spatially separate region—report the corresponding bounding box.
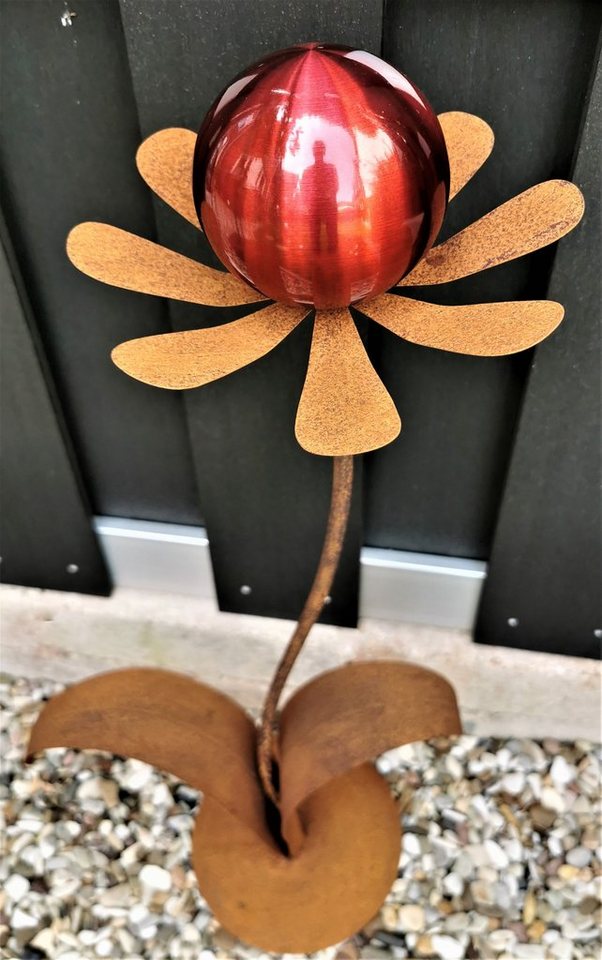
[193,44,449,309]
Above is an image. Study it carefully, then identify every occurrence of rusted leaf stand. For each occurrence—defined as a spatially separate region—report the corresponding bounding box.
[30,58,584,953]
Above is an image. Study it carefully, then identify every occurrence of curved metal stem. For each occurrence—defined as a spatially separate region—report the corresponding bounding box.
[257,455,354,804]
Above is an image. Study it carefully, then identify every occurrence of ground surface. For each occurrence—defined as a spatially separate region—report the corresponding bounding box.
[1,675,600,960]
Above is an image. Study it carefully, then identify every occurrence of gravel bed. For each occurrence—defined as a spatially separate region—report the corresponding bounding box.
[1,675,600,960]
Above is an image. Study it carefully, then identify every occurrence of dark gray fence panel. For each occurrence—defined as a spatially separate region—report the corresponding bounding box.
[118,0,384,624]
[475,52,601,659]
[1,217,110,595]
[0,0,200,524]
[365,0,601,559]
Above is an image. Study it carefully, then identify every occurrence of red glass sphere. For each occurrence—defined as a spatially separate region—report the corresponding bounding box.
[193,44,449,309]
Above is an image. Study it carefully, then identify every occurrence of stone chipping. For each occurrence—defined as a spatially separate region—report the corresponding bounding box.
[1,675,600,959]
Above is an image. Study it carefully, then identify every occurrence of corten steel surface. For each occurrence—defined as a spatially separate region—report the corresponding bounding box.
[111,302,310,390]
[29,52,586,952]
[29,661,460,953]
[64,112,584,458]
[192,44,449,309]
[257,455,354,802]
[400,180,584,286]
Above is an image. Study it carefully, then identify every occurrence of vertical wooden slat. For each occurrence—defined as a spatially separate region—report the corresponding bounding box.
[0,0,200,525]
[365,0,602,560]
[118,1,384,623]
[1,215,111,595]
[475,48,601,659]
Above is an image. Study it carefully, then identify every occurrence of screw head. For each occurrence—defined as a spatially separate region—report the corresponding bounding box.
[240,584,252,596]
[507,617,519,628]
[66,563,79,574]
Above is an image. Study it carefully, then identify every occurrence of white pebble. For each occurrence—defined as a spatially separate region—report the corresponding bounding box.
[442,873,464,897]
[484,839,509,869]
[565,846,591,868]
[503,838,524,862]
[139,863,171,893]
[445,755,464,780]
[403,833,422,858]
[541,786,565,813]
[95,939,115,957]
[4,874,30,902]
[488,929,517,952]
[77,776,118,807]
[527,772,543,799]
[118,759,154,792]
[445,913,469,934]
[550,755,576,787]
[549,938,573,959]
[30,929,56,954]
[128,904,157,939]
[470,795,490,822]
[398,904,425,932]
[11,908,39,931]
[432,934,465,959]
[501,771,525,794]
[454,852,475,879]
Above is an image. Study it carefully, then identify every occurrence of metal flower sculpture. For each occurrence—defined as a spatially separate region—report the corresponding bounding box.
[30,44,584,953]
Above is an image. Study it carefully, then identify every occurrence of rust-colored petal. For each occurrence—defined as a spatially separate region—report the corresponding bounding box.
[278,660,461,845]
[111,303,310,389]
[438,111,494,200]
[67,222,263,306]
[401,180,585,286]
[295,309,401,456]
[194,763,400,954]
[136,128,199,228]
[360,293,565,356]
[27,668,267,840]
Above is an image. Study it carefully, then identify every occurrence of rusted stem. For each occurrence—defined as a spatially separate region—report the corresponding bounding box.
[257,455,354,804]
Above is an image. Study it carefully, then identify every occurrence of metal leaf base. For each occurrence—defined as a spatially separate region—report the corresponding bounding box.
[29,660,461,952]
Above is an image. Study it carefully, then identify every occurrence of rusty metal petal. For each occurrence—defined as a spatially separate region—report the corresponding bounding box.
[27,668,267,839]
[278,661,461,847]
[295,309,401,456]
[359,293,565,356]
[136,128,199,228]
[67,222,264,307]
[194,762,400,954]
[438,111,494,200]
[111,303,310,389]
[401,180,585,286]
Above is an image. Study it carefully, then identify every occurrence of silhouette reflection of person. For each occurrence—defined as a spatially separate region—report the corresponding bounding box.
[301,140,339,253]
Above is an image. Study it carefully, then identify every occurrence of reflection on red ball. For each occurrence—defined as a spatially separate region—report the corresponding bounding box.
[193,44,449,310]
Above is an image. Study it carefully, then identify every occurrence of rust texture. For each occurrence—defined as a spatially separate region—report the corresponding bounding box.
[295,308,401,456]
[360,294,565,357]
[112,303,310,390]
[438,111,494,200]
[136,127,200,228]
[402,179,585,287]
[67,222,262,307]
[28,659,460,953]
[27,443,460,952]
[257,454,354,803]
[65,113,584,460]
[27,106,584,951]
